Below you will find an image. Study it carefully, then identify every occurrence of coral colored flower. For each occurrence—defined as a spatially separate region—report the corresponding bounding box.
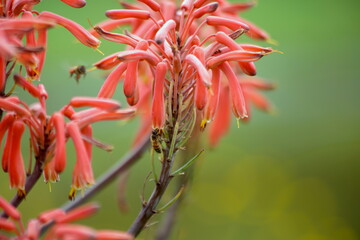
[93,0,277,147]
[1,85,133,197]
[8,121,26,195]
[67,122,95,199]
[60,0,87,8]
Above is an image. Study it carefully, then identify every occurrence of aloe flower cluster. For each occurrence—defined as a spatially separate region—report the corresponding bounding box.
[87,0,278,236]
[93,0,276,149]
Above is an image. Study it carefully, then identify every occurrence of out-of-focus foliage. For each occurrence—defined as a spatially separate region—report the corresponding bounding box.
[0,0,359,239]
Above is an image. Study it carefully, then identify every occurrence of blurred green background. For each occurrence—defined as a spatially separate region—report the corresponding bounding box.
[1,0,360,239]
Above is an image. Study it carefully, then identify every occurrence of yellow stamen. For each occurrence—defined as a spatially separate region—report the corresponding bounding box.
[271,50,284,54]
[48,182,52,192]
[68,187,77,201]
[236,119,240,128]
[17,189,26,198]
[94,47,104,55]
[200,119,207,131]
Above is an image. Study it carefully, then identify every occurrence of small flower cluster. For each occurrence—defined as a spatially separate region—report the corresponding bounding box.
[91,0,278,149]
[0,195,133,240]
[0,0,136,198]
[0,86,134,197]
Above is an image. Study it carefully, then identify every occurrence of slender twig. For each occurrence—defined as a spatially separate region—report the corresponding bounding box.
[39,135,150,235]
[127,151,175,236]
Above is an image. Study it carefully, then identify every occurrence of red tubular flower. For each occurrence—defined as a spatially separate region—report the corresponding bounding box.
[160,1,176,20]
[52,112,67,173]
[0,115,16,169]
[14,74,42,98]
[90,19,134,38]
[154,20,176,45]
[185,54,211,88]
[209,86,231,147]
[81,125,93,160]
[203,68,221,125]
[126,85,140,106]
[69,97,121,112]
[117,50,159,66]
[60,0,87,8]
[0,218,18,233]
[26,219,40,240]
[76,108,136,129]
[97,63,128,98]
[207,50,264,69]
[215,31,257,76]
[10,0,40,16]
[0,56,6,91]
[220,62,248,119]
[50,224,96,239]
[67,122,94,200]
[137,0,160,12]
[193,3,219,19]
[193,47,210,111]
[56,203,99,224]
[94,52,123,70]
[39,11,100,49]
[0,196,21,220]
[93,26,137,47]
[8,120,26,194]
[151,62,167,129]
[124,41,149,99]
[0,98,31,117]
[1,116,15,173]
[44,159,60,183]
[221,1,256,14]
[38,209,66,224]
[206,16,249,31]
[105,9,151,20]
[35,28,48,79]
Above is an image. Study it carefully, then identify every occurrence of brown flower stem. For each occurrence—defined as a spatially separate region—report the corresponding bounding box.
[128,136,176,236]
[128,85,187,237]
[154,162,197,240]
[127,151,175,236]
[39,135,150,235]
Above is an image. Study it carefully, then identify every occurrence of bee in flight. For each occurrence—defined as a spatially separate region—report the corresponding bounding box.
[69,65,86,83]
[151,128,162,153]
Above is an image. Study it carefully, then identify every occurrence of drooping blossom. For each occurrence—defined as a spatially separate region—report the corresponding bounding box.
[0,76,135,197]
[0,196,134,240]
